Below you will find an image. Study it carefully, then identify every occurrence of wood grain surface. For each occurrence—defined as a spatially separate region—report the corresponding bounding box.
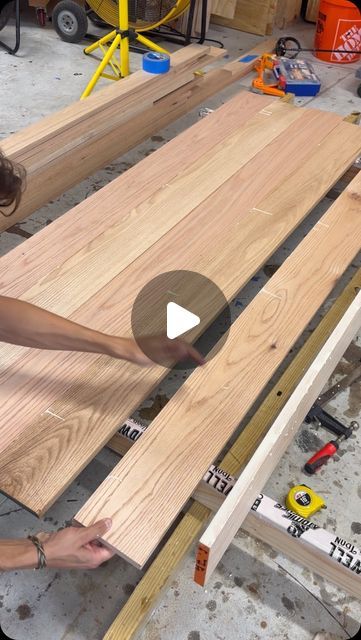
[74,171,361,567]
[0,104,356,515]
[0,39,275,230]
[0,46,228,230]
[211,0,237,19]
[0,91,270,298]
[4,46,221,159]
[212,0,301,34]
[0,99,303,450]
[1,96,360,521]
[212,0,274,35]
[103,268,361,640]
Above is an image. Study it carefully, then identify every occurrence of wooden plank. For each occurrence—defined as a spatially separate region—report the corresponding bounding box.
[74,172,361,568]
[0,108,355,515]
[306,0,320,22]
[4,46,220,159]
[0,46,223,230]
[196,290,361,585]
[0,41,275,231]
[274,0,302,29]
[0,100,307,445]
[211,0,237,19]
[103,268,361,640]
[0,91,271,297]
[108,425,361,601]
[1,101,304,326]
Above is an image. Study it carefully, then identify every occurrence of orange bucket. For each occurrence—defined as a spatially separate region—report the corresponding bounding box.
[314,0,361,63]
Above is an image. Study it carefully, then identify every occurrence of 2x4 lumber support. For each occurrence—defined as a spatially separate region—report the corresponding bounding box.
[103,269,361,640]
[196,290,361,585]
[0,40,276,231]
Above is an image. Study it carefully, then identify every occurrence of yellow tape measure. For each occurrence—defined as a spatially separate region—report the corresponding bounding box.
[286,484,326,518]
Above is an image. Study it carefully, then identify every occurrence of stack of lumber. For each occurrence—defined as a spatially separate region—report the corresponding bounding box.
[211,0,302,35]
[0,90,360,547]
[0,46,221,230]
[0,41,275,232]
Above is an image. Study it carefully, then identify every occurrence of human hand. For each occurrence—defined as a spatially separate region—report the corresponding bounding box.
[36,518,114,570]
[122,335,205,368]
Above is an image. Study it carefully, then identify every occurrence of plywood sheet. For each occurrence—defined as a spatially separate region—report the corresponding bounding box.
[212,0,301,34]
[212,0,274,35]
[274,0,302,28]
[211,0,237,19]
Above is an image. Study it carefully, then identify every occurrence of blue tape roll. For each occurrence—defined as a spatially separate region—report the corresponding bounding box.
[142,52,170,74]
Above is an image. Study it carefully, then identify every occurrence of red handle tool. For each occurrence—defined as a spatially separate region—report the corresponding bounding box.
[304,438,343,474]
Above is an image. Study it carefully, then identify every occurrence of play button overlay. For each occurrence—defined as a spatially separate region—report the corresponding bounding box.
[131,270,231,370]
[167,302,200,340]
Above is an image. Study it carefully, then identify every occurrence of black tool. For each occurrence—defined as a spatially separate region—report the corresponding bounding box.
[305,405,358,439]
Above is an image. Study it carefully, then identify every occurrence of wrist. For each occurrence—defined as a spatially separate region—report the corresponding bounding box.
[18,539,38,569]
[101,335,134,361]
[0,539,38,570]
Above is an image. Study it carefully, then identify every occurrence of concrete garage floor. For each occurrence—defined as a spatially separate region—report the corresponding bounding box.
[0,6,361,640]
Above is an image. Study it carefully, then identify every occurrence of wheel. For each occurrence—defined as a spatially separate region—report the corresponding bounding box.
[52,0,88,43]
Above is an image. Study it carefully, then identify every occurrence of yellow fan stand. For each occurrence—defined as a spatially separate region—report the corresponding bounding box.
[81,0,190,99]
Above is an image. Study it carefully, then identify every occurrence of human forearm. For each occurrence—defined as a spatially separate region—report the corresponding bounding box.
[0,296,204,366]
[0,520,114,572]
[0,296,129,357]
[0,539,37,571]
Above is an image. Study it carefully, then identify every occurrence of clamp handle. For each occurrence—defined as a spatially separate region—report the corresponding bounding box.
[304,441,339,474]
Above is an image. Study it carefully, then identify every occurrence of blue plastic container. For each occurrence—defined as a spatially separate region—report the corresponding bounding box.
[274,58,321,97]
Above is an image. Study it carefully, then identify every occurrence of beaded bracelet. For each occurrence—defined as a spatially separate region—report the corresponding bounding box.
[27,535,47,570]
